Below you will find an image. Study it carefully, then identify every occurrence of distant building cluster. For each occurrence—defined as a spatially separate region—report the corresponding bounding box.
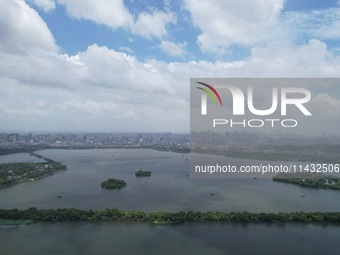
[0,132,190,150]
[191,130,340,157]
[1,131,339,158]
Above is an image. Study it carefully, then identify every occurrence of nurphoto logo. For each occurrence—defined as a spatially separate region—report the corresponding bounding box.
[195,80,312,128]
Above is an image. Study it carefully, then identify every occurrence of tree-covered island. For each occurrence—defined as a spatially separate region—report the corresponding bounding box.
[0,161,67,187]
[101,178,126,189]
[273,173,340,190]
[135,170,151,177]
[2,208,340,224]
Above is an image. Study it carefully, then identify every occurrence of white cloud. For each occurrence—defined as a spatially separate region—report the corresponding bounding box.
[162,39,340,79]
[55,0,175,38]
[0,40,190,132]
[0,0,58,53]
[76,44,177,95]
[160,40,187,57]
[244,39,340,77]
[184,0,284,53]
[57,0,133,29]
[131,11,176,38]
[2,38,340,132]
[29,0,56,12]
[311,93,340,118]
[1,0,340,132]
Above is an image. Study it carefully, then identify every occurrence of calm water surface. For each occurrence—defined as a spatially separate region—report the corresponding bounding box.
[1,149,340,255]
[0,149,339,212]
[1,222,340,255]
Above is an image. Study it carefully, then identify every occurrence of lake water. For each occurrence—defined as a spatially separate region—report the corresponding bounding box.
[1,149,340,254]
[0,152,45,163]
[0,149,339,212]
[1,222,340,255]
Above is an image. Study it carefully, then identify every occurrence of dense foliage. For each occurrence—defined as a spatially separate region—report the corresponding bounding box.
[101,178,126,189]
[135,170,151,177]
[0,162,67,186]
[273,173,340,190]
[1,208,340,224]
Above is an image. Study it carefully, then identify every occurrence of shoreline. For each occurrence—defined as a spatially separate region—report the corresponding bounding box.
[1,208,340,225]
[0,152,67,188]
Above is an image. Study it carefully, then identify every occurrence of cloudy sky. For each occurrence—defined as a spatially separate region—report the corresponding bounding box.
[1,0,340,133]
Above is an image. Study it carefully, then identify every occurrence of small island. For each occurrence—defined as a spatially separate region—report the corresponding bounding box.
[101,178,126,189]
[135,170,151,177]
[273,173,340,190]
[0,161,67,187]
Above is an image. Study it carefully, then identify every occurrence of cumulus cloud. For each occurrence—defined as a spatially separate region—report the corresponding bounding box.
[55,0,175,38]
[131,11,176,38]
[160,40,187,57]
[0,0,58,53]
[184,1,340,53]
[0,27,190,131]
[1,0,340,133]
[310,93,340,118]
[57,0,133,29]
[162,39,340,78]
[184,0,284,53]
[2,37,340,132]
[241,39,340,77]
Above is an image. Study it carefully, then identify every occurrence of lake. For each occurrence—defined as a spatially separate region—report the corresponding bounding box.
[1,149,340,254]
[1,222,340,255]
[0,149,339,212]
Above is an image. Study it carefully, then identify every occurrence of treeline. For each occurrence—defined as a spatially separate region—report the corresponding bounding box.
[0,147,33,156]
[0,146,50,156]
[273,177,340,190]
[155,147,190,154]
[29,152,55,163]
[273,173,340,190]
[260,144,340,155]
[1,208,340,224]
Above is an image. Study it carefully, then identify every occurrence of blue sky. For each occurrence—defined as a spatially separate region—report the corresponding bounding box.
[26,0,340,61]
[28,0,205,61]
[1,0,340,133]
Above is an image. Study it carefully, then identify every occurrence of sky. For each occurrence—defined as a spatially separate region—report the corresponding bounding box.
[1,0,340,133]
